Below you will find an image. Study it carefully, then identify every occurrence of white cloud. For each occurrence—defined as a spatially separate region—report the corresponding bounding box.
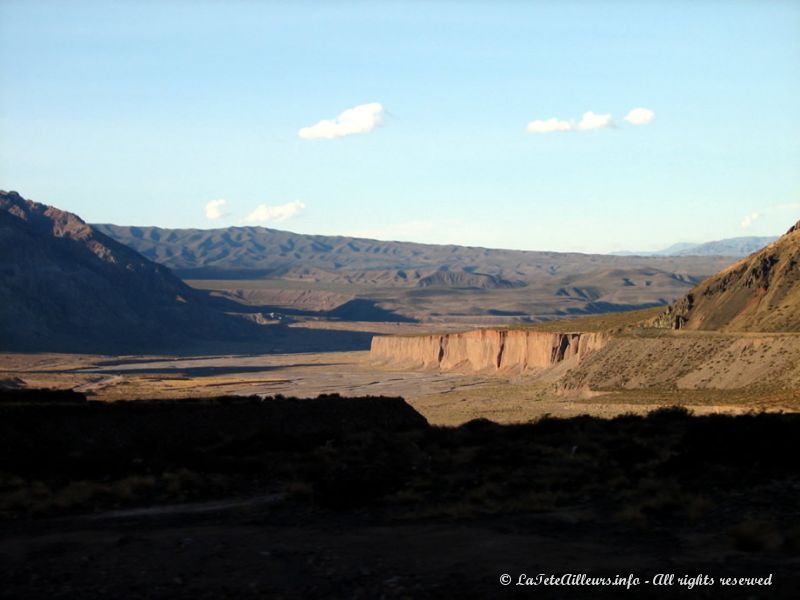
[526,117,574,134]
[526,111,616,134]
[624,107,655,125]
[577,111,615,130]
[205,198,227,220]
[243,200,306,224]
[298,102,384,140]
[741,212,761,229]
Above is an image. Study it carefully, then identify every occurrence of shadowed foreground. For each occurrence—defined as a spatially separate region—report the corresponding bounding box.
[0,390,798,598]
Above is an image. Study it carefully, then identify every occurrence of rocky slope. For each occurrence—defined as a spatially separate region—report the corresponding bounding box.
[655,220,800,332]
[0,191,260,352]
[558,332,800,392]
[371,329,608,372]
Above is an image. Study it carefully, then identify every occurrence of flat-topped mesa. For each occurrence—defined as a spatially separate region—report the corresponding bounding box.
[370,328,609,373]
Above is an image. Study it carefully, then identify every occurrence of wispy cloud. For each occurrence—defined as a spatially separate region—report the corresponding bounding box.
[741,211,761,229]
[298,103,384,140]
[624,107,655,125]
[243,200,306,224]
[205,198,227,220]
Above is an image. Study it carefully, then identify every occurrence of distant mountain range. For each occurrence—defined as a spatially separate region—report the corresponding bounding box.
[95,222,736,322]
[612,236,778,257]
[94,223,733,285]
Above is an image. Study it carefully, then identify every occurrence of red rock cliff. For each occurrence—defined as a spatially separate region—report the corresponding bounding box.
[370,329,608,372]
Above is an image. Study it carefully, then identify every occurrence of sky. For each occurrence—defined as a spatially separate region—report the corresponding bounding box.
[1,1,799,253]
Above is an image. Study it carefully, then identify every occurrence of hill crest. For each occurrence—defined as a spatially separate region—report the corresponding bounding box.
[655,219,800,332]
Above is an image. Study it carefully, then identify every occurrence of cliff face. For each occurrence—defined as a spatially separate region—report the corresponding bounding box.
[370,329,608,372]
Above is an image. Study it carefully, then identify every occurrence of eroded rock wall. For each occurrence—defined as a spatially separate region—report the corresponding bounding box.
[370,329,608,372]
[370,334,445,369]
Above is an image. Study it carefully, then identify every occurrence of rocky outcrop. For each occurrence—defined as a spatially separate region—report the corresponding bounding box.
[371,329,609,372]
[652,219,800,332]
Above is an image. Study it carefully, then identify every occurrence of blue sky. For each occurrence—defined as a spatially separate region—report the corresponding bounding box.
[1,1,799,253]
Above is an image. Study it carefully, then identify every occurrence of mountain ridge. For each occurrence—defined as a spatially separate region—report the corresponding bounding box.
[0,191,262,352]
[612,236,778,257]
[654,220,800,332]
[95,223,736,287]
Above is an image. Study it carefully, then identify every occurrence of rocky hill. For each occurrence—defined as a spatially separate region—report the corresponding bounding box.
[655,220,800,332]
[0,191,262,352]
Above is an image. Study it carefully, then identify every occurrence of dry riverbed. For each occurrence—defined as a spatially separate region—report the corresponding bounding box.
[2,351,794,426]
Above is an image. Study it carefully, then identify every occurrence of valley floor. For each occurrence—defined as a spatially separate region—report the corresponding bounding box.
[3,346,799,425]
